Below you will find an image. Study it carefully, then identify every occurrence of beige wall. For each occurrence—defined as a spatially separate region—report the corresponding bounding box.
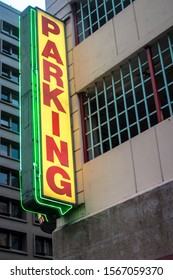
[83,117,173,216]
[73,0,173,92]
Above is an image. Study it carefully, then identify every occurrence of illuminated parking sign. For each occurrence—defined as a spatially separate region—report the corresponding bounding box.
[20,7,76,219]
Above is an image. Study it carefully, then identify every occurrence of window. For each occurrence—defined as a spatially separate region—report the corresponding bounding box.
[0,200,8,216]
[0,229,26,252]
[35,236,52,257]
[2,21,19,39]
[11,201,25,219]
[0,138,19,160]
[0,167,19,188]
[0,197,26,220]
[0,169,8,185]
[2,63,19,83]
[1,112,19,132]
[1,86,19,107]
[33,214,40,224]
[0,231,9,248]
[80,30,173,161]
[73,0,135,43]
[2,41,19,60]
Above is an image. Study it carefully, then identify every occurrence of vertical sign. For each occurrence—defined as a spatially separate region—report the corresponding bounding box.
[20,7,76,219]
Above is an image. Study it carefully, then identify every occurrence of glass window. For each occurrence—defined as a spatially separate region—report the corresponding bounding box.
[0,168,19,188]
[11,202,24,219]
[0,198,25,219]
[0,112,19,133]
[0,231,9,248]
[36,238,44,255]
[2,64,19,83]
[0,169,8,185]
[35,236,52,257]
[11,145,19,159]
[11,171,19,188]
[0,141,9,157]
[0,229,26,252]
[0,114,10,128]
[11,233,23,250]
[11,118,19,132]
[2,41,19,60]
[1,86,19,107]
[0,138,19,160]
[2,21,19,39]
[0,200,8,215]
[12,94,19,107]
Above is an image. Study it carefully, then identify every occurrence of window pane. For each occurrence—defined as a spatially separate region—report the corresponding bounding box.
[11,145,19,159]
[0,142,8,157]
[1,115,10,128]
[3,21,11,34]
[12,94,19,106]
[0,232,8,248]
[0,170,8,185]
[11,118,19,132]
[11,233,22,250]
[36,238,44,255]
[0,200,8,215]
[2,41,19,59]
[11,172,19,188]
[12,202,23,219]
[2,64,10,78]
[2,21,19,39]
[45,240,53,256]
[1,86,10,102]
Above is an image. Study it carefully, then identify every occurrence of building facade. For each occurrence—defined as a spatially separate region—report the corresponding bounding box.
[45,0,173,260]
[0,1,52,259]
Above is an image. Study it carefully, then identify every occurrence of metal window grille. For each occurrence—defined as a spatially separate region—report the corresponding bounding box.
[74,0,135,43]
[80,31,173,161]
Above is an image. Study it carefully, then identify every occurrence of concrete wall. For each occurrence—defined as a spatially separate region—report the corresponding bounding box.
[73,0,173,92]
[53,181,173,259]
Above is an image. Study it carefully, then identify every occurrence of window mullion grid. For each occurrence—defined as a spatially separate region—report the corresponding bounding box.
[167,34,173,111]
[94,0,101,29]
[111,72,122,145]
[87,0,93,35]
[137,55,151,129]
[80,2,86,41]
[87,94,95,159]
[111,0,116,16]
[157,41,173,116]
[95,84,103,155]
[120,67,131,139]
[103,0,108,22]
[103,78,112,150]
[80,94,89,162]
[121,0,124,10]
[168,34,173,65]
[128,61,141,134]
